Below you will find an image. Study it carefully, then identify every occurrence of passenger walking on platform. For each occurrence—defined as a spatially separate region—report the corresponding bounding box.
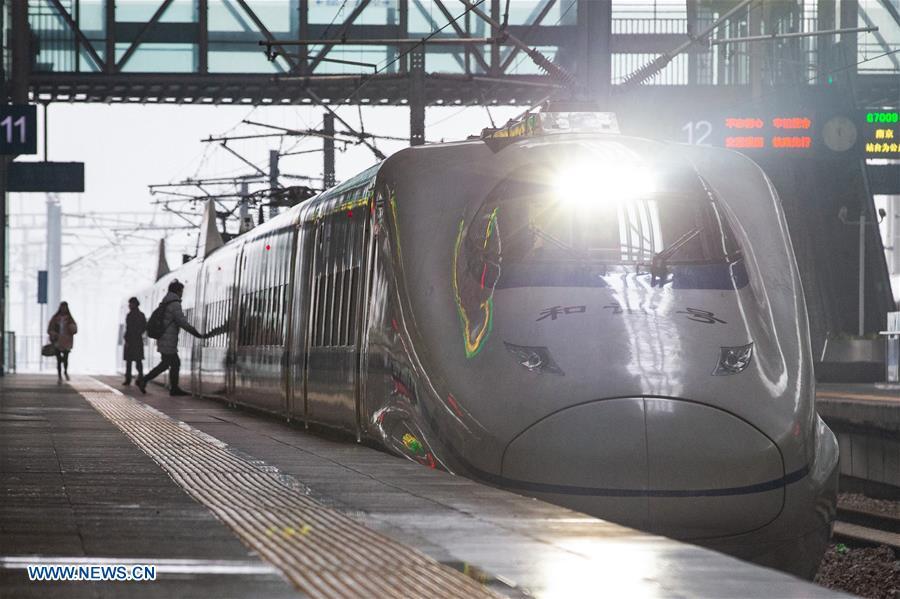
[136,280,204,396]
[122,297,147,386]
[47,301,77,382]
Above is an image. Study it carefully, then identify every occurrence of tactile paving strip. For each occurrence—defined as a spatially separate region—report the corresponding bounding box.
[70,378,498,598]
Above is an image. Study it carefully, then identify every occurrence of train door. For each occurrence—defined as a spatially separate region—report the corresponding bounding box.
[288,218,313,422]
[355,188,378,435]
[192,265,208,394]
[228,247,246,398]
[305,192,366,433]
[197,252,236,399]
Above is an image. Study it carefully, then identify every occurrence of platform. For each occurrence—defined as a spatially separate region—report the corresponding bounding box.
[816,384,900,493]
[1,374,846,598]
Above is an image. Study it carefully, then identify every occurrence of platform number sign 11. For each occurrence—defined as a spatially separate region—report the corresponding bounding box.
[0,105,37,155]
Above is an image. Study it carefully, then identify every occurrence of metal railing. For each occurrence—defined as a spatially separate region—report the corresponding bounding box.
[13,334,56,373]
[29,0,78,73]
[613,17,689,35]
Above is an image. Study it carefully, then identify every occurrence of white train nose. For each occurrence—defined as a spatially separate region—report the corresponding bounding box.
[501,397,785,538]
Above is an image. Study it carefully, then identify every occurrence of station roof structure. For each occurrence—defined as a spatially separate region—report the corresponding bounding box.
[16,0,900,106]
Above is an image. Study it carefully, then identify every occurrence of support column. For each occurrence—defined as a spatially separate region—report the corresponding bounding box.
[323,113,336,189]
[399,0,408,73]
[269,149,279,218]
[749,1,764,97]
[817,0,837,81]
[686,1,699,85]
[238,182,252,234]
[0,159,6,376]
[298,0,309,74]
[577,0,612,106]
[387,6,398,73]
[408,46,425,146]
[838,0,858,88]
[105,0,115,73]
[46,196,62,313]
[198,0,208,73]
[490,0,501,76]
[3,0,32,375]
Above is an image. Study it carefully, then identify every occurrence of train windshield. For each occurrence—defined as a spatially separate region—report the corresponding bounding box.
[477,168,741,268]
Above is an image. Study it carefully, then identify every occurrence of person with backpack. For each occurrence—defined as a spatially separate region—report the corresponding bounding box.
[136,279,204,396]
[47,301,77,382]
[122,297,147,386]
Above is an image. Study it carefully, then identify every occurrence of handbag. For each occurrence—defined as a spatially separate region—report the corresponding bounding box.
[41,343,56,357]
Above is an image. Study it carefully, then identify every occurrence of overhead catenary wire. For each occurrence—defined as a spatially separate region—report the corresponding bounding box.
[211,0,494,194]
[427,0,576,129]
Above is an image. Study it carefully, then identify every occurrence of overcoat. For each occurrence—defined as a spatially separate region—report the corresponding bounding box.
[123,309,147,360]
[48,315,77,351]
[155,291,200,354]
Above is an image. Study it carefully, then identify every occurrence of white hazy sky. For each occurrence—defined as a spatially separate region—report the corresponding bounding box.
[8,103,523,373]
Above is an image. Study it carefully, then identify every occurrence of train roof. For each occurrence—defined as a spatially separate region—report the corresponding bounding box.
[154,111,726,284]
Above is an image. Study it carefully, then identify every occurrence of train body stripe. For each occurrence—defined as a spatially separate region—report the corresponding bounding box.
[457,458,809,498]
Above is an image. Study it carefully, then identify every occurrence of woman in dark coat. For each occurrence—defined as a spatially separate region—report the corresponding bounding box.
[123,297,147,386]
[47,301,77,382]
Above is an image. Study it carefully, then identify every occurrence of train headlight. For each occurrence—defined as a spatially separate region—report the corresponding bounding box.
[504,342,564,376]
[553,162,654,207]
[713,343,754,376]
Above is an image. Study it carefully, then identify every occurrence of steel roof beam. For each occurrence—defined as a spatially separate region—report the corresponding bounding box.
[432,0,490,72]
[878,0,900,28]
[115,0,176,72]
[499,0,557,73]
[308,0,373,73]
[859,7,900,70]
[46,0,106,72]
[226,0,384,159]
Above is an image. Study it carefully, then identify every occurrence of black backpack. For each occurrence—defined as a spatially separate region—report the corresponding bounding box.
[146,299,177,340]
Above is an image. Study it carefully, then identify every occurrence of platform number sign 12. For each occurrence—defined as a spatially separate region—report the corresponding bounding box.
[0,105,37,155]
[681,120,713,145]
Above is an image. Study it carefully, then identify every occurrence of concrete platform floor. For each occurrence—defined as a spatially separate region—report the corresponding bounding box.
[0,374,296,598]
[1,374,848,598]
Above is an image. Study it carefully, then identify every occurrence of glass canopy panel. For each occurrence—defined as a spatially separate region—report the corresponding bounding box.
[209,1,293,34]
[356,0,400,25]
[209,43,286,73]
[857,1,900,73]
[313,45,386,74]
[505,0,577,26]
[504,46,559,75]
[408,0,445,36]
[309,0,398,25]
[425,44,470,75]
[76,0,105,30]
[115,0,195,23]
[116,43,195,73]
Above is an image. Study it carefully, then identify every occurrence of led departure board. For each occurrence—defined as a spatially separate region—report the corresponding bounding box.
[721,114,815,151]
[616,87,892,161]
[667,109,864,157]
[862,111,900,158]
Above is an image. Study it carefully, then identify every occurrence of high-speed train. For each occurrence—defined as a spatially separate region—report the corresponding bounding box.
[125,110,838,579]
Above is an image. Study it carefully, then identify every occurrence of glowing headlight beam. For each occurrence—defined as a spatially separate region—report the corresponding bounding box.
[553,162,654,209]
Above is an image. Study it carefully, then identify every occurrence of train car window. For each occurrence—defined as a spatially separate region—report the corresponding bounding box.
[457,166,747,291]
[308,190,369,348]
[316,272,327,346]
[471,167,742,270]
[313,220,328,347]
